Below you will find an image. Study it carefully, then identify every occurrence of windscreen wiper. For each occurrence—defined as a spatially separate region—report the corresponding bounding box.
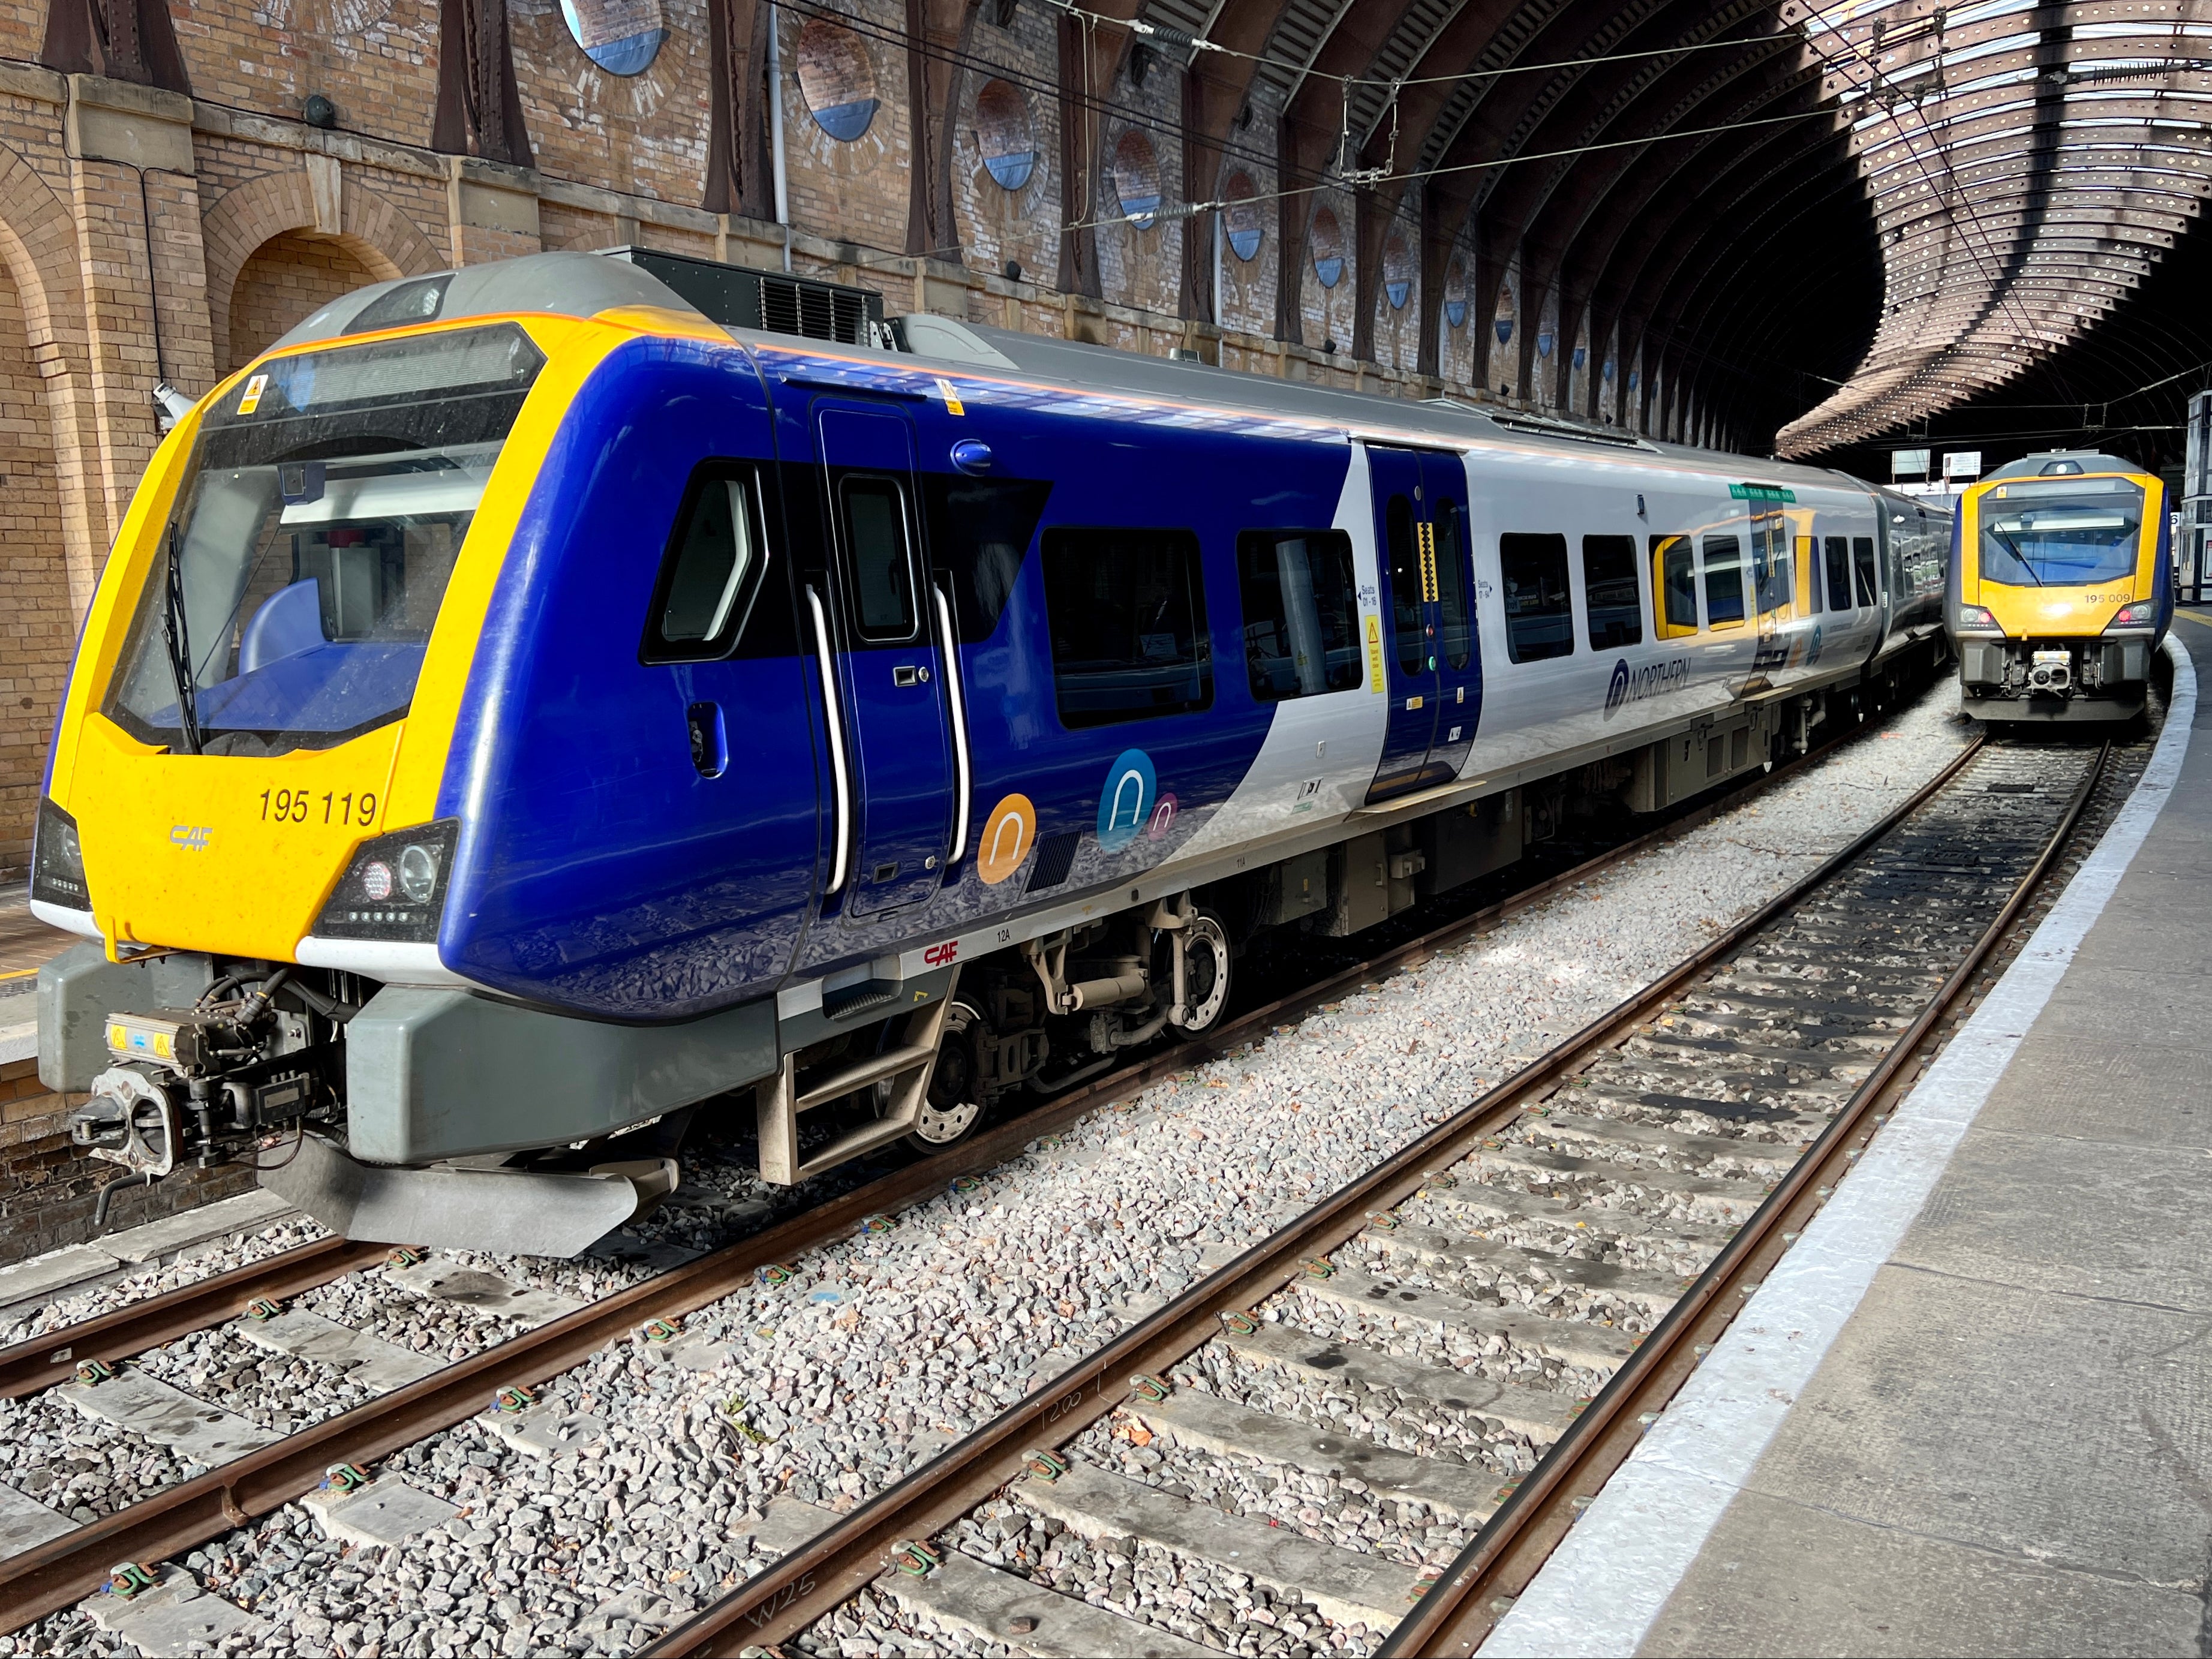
[1988,528,2042,586]
[161,527,205,755]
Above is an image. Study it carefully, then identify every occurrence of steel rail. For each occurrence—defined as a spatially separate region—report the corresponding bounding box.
[0,1237,389,1400]
[0,686,1891,1418]
[0,693,1925,1634]
[1378,738,2112,1657]
[639,735,1993,1658]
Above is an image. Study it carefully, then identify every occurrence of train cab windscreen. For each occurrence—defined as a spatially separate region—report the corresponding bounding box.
[104,323,545,756]
[1978,476,2144,587]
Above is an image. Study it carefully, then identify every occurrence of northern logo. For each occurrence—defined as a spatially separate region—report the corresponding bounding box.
[1601,657,1689,720]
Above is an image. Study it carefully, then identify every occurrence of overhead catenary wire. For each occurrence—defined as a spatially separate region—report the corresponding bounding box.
[1044,0,1817,97]
[1062,104,1838,232]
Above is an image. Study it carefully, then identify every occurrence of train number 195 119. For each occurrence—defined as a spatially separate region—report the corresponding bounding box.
[260,788,377,827]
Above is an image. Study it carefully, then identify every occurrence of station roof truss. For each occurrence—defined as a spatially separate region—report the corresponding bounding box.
[1772,0,2212,456]
[1091,0,2205,451]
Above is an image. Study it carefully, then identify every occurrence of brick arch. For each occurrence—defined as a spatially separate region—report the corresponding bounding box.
[0,139,108,619]
[0,140,104,874]
[203,168,444,368]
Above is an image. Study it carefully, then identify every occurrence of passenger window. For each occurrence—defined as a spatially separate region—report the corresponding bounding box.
[1499,533,1573,663]
[640,467,767,663]
[1703,534,1745,627]
[1852,536,1879,606]
[1041,528,1212,728]
[1651,534,1698,637]
[1825,536,1851,611]
[1795,536,1820,614]
[1238,529,1363,701]
[838,475,917,641]
[1435,503,1472,671]
[1582,535,1642,648]
[1385,495,1424,677]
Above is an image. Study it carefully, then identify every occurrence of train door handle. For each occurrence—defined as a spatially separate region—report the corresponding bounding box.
[893,665,931,687]
[686,701,728,779]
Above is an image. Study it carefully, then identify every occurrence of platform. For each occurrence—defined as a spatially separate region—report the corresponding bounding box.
[0,898,69,1065]
[1486,616,2212,1658]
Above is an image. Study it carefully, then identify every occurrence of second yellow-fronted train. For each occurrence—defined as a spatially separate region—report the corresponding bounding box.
[1947,450,2171,721]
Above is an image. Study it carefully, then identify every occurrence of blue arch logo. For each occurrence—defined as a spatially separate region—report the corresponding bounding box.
[1097,749,1157,852]
[1604,658,1631,716]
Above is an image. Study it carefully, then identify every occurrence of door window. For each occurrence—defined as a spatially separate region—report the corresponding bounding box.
[1384,495,1425,676]
[1651,534,1698,636]
[1703,534,1745,627]
[1754,518,1792,615]
[1435,501,1473,670]
[1825,536,1851,611]
[1852,536,1879,606]
[838,475,917,641]
[1499,533,1573,662]
[1582,535,1642,648]
[1238,530,1363,701]
[1041,527,1212,728]
[641,468,767,662]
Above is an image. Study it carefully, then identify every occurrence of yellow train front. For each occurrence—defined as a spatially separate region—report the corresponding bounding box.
[1949,450,2171,722]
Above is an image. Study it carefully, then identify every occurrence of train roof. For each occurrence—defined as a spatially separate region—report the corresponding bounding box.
[271,250,1896,503]
[1983,450,2142,481]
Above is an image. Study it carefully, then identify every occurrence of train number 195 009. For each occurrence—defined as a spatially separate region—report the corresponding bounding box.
[260,788,377,827]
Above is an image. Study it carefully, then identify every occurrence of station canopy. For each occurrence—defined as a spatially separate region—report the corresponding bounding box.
[1774,0,2212,456]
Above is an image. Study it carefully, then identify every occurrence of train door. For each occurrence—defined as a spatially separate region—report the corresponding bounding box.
[1366,444,1480,802]
[1748,493,1791,671]
[815,401,956,917]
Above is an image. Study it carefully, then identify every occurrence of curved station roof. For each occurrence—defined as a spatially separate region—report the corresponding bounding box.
[1110,0,2208,458]
[1775,0,2212,456]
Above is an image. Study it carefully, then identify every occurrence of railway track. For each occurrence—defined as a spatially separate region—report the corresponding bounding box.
[0,682,1985,1643]
[620,729,2129,1659]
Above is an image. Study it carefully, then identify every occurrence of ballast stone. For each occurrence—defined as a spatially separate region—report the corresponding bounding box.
[1020,1461,1427,1631]
[886,1547,1219,1658]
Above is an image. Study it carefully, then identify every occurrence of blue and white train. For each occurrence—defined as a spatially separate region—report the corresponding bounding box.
[32,250,1949,1254]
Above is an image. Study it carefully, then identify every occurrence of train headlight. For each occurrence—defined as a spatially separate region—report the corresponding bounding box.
[397,843,440,904]
[315,819,459,943]
[2105,601,2159,632]
[1953,605,2004,636]
[31,797,90,912]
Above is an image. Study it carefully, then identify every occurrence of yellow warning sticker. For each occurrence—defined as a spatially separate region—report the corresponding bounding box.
[238,373,269,414]
[1366,614,1385,693]
[933,376,965,416]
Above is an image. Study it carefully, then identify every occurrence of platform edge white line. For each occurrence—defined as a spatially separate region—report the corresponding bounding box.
[1480,641,2200,1658]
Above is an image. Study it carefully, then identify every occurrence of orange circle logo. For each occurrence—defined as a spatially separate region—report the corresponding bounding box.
[977,794,1036,886]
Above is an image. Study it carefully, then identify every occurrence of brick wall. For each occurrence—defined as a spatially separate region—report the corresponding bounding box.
[0,254,68,879]
[0,1057,257,1269]
[227,227,388,369]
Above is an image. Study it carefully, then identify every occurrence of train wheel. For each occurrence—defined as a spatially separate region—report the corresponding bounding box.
[905,1000,986,1154]
[1162,910,1233,1041]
